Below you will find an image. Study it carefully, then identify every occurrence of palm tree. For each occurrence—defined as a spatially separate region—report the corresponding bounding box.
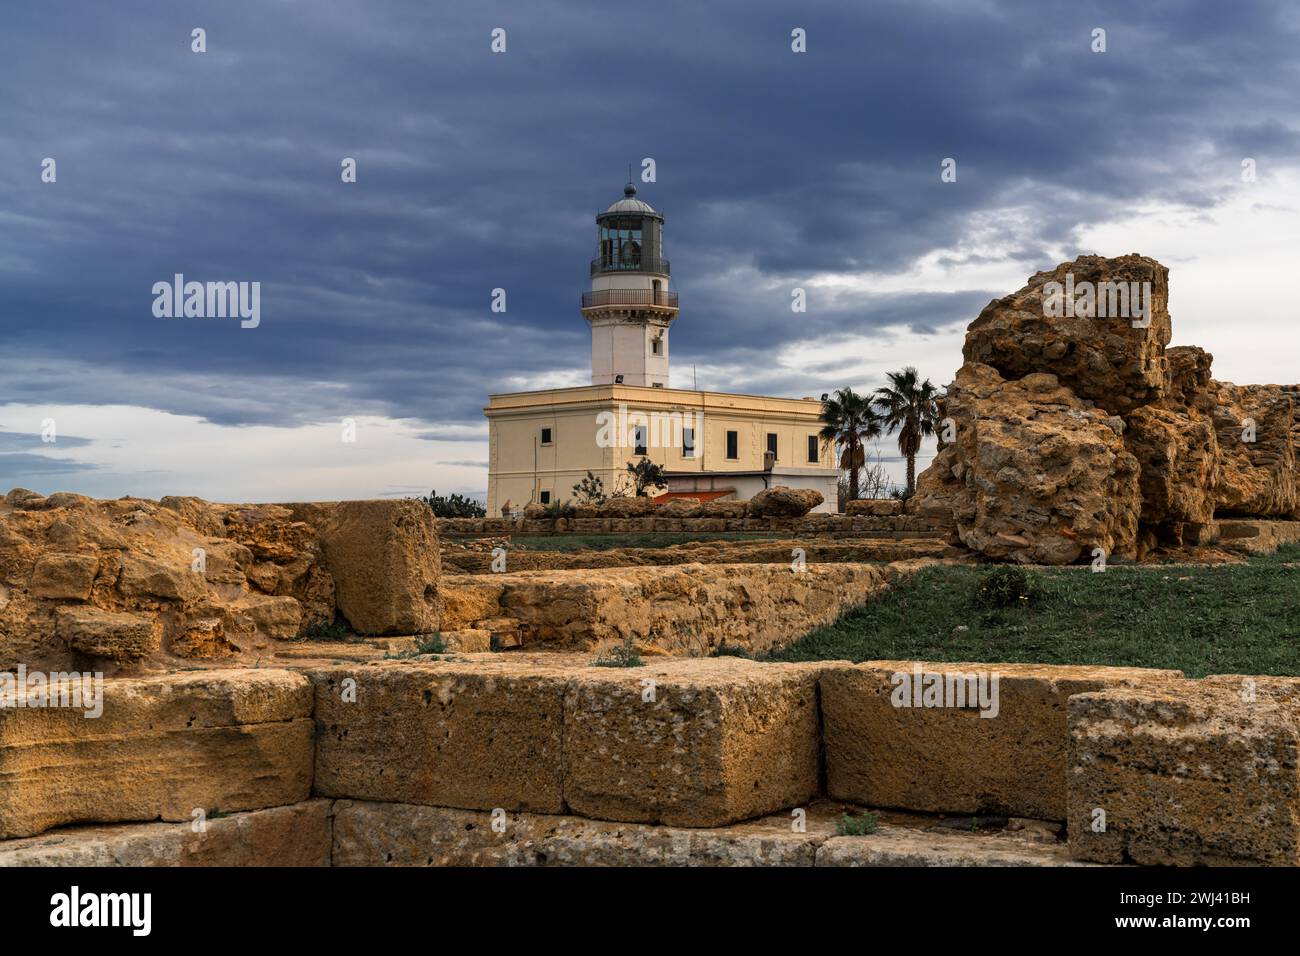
[818,387,882,503]
[874,367,943,496]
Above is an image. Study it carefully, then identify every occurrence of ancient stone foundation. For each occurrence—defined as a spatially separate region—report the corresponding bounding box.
[3,657,1298,867]
[440,563,894,655]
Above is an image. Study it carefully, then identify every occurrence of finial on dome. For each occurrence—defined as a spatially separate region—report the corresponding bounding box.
[624,182,637,198]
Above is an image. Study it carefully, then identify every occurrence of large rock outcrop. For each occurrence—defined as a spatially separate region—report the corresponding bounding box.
[1123,404,1220,544]
[934,364,1140,564]
[963,254,1171,414]
[1211,382,1298,518]
[915,255,1300,562]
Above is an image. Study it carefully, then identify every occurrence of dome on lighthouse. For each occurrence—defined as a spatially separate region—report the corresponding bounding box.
[603,182,658,216]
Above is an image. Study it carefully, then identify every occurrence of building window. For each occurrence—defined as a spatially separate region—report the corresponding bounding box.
[651,336,663,356]
[808,434,819,463]
[726,430,738,460]
[652,382,664,388]
[683,427,695,458]
[539,490,551,504]
[634,425,648,456]
[540,427,553,445]
[766,433,778,460]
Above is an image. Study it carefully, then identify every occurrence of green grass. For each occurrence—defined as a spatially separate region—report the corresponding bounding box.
[836,812,879,836]
[770,553,1300,678]
[510,532,775,552]
[1246,542,1300,566]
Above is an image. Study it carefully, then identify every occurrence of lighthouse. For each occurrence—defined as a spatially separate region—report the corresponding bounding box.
[483,180,837,516]
[580,183,679,387]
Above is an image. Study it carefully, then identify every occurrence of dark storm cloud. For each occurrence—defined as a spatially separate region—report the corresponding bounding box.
[0,453,98,481]
[1,0,1297,429]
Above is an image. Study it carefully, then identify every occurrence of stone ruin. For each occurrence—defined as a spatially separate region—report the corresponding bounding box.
[3,256,1300,869]
[0,493,440,674]
[913,253,1300,563]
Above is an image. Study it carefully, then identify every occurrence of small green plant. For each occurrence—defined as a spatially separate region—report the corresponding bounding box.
[572,471,608,505]
[298,618,354,642]
[543,499,576,519]
[592,638,644,668]
[416,632,447,654]
[836,811,878,836]
[973,565,1038,610]
[385,633,448,659]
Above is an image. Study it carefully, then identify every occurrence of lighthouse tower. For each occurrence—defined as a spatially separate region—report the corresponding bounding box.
[581,183,679,387]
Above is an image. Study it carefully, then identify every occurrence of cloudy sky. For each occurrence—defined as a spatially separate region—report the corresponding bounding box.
[2,0,1298,501]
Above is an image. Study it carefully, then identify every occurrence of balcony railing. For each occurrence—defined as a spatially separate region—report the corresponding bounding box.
[590,256,670,276]
[582,289,679,309]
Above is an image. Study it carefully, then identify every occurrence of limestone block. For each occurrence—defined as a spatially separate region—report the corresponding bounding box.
[309,660,568,813]
[56,606,159,662]
[0,801,330,866]
[331,800,825,867]
[563,657,821,827]
[1068,683,1300,865]
[319,499,440,635]
[0,669,313,839]
[29,553,99,601]
[822,661,1184,821]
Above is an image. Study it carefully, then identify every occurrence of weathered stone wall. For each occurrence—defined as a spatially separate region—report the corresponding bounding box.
[442,537,953,574]
[1068,678,1300,865]
[2,657,1298,866]
[0,492,441,673]
[0,669,313,839]
[439,512,952,537]
[439,563,895,655]
[822,662,1183,820]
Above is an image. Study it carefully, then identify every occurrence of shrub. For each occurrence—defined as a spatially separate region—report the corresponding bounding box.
[836,812,879,836]
[572,471,608,505]
[543,499,576,519]
[422,489,486,518]
[415,632,446,654]
[298,618,353,643]
[626,458,668,497]
[973,565,1039,610]
[592,638,644,668]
